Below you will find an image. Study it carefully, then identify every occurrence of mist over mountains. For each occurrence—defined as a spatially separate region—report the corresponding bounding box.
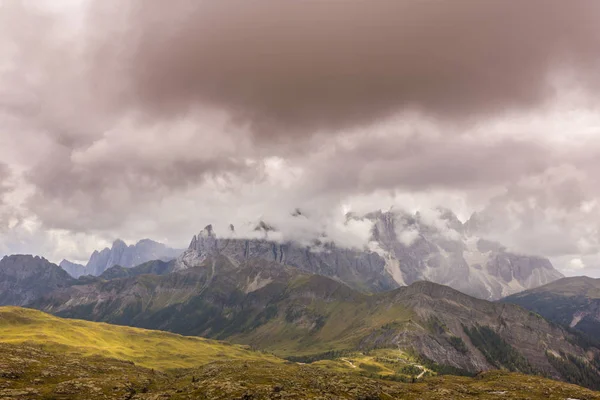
[172,209,562,300]
[2,207,599,392]
[54,208,563,300]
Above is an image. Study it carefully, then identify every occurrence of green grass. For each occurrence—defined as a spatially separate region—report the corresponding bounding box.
[226,297,414,358]
[0,306,279,371]
[2,308,600,399]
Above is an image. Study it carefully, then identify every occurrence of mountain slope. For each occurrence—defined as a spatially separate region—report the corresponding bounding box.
[81,238,183,276]
[0,255,75,306]
[502,276,600,339]
[0,306,278,370]
[2,341,599,400]
[98,259,175,280]
[31,255,599,385]
[175,210,562,300]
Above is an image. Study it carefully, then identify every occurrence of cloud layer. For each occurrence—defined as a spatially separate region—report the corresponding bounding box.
[98,0,600,134]
[0,0,599,277]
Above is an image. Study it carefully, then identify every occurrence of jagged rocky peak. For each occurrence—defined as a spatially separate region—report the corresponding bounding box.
[189,225,219,254]
[200,224,216,237]
[81,239,183,276]
[112,238,127,248]
[59,259,88,279]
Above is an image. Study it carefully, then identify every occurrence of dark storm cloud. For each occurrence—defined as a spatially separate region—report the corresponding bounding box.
[92,0,600,135]
[2,0,600,277]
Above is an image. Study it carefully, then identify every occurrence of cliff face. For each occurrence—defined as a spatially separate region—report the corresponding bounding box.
[367,210,563,299]
[174,209,563,300]
[82,239,182,276]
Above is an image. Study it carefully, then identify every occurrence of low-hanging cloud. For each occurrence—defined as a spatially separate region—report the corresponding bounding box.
[92,0,600,135]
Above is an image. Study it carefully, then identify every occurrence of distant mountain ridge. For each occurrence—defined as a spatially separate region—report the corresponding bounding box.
[174,209,563,300]
[59,259,87,278]
[502,276,600,339]
[61,239,183,277]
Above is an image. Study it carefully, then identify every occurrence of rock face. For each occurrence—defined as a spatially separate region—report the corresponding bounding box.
[502,276,600,339]
[366,210,563,300]
[32,254,598,380]
[82,239,182,276]
[176,224,398,292]
[59,260,87,278]
[175,210,563,300]
[0,255,74,306]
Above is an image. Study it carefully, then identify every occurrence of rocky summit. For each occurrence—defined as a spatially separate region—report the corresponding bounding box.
[0,255,74,306]
[64,238,183,277]
[175,210,563,300]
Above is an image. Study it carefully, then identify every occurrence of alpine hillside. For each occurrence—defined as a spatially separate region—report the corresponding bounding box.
[31,254,600,388]
[502,276,600,340]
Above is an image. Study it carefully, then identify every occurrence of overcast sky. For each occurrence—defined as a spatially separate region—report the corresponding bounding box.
[1,0,600,277]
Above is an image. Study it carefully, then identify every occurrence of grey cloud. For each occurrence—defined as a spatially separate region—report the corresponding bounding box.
[1,0,600,278]
[92,0,600,135]
[469,163,600,258]
[0,163,17,232]
[0,163,14,212]
[297,133,554,199]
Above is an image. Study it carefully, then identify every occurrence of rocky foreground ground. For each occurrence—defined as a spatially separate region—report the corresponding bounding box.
[1,343,600,400]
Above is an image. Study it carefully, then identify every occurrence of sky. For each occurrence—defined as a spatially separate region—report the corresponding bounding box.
[0,0,600,277]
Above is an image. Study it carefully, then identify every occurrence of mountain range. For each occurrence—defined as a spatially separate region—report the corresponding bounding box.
[13,252,596,387]
[175,210,563,300]
[60,238,182,277]
[3,210,597,391]
[56,210,563,300]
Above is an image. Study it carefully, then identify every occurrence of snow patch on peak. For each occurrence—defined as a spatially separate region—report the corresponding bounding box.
[384,256,406,286]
